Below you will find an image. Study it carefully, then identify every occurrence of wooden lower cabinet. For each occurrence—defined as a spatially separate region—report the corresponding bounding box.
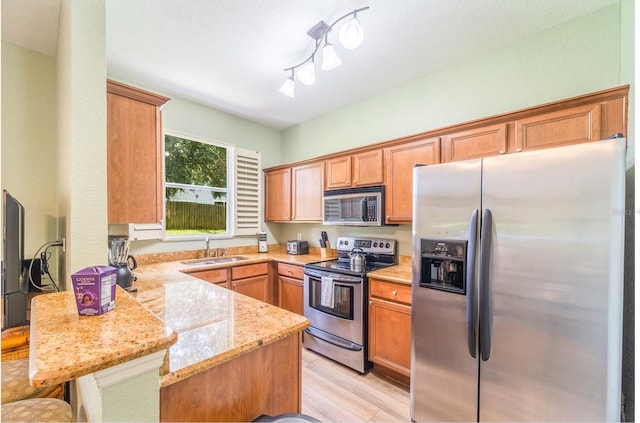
[232,263,270,303]
[368,278,412,383]
[277,263,304,315]
[160,331,303,422]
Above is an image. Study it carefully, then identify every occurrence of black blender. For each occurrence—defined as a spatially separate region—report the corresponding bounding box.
[108,235,137,291]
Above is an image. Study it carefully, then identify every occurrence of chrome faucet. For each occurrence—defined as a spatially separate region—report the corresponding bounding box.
[205,236,210,257]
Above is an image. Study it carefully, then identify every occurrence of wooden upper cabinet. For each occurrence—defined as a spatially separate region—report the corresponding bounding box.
[514,103,601,152]
[291,161,324,221]
[107,80,170,224]
[383,137,440,224]
[441,123,507,163]
[326,149,383,189]
[264,168,291,222]
[325,156,351,189]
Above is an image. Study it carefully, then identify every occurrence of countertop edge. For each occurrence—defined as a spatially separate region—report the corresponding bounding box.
[159,320,308,387]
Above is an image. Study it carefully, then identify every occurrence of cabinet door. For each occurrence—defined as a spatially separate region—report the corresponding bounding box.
[352,150,383,186]
[107,80,169,224]
[441,123,507,162]
[325,156,352,189]
[264,168,291,222]
[384,138,440,224]
[233,275,269,303]
[278,276,304,315]
[292,162,324,221]
[368,297,412,377]
[514,104,601,152]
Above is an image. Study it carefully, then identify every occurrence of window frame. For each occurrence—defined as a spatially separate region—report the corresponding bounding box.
[162,129,234,241]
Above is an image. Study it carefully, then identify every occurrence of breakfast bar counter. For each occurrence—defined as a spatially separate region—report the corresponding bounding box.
[130,264,310,387]
[29,286,177,388]
[130,252,313,421]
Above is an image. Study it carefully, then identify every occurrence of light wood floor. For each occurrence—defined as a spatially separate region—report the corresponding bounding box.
[301,349,410,422]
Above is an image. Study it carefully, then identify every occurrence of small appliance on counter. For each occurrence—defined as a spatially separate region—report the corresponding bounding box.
[258,231,268,253]
[108,235,138,291]
[286,240,309,255]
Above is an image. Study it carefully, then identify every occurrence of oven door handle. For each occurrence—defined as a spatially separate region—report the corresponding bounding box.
[304,270,362,284]
[304,327,363,352]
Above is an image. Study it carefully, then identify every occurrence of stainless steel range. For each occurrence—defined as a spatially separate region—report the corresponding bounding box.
[303,236,397,373]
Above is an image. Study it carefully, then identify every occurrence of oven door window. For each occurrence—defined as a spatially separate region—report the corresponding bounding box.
[309,278,354,320]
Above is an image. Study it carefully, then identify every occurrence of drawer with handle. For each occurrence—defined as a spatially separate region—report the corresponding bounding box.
[277,263,304,280]
[369,278,412,305]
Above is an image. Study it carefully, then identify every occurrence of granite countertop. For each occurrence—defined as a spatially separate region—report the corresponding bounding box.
[367,256,412,285]
[131,251,316,387]
[29,286,177,388]
[29,248,410,389]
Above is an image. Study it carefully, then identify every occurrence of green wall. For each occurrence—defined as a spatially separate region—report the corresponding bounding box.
[281,3,632,164]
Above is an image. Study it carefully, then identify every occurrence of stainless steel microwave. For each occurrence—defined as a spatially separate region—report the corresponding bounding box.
[322,186,384,226]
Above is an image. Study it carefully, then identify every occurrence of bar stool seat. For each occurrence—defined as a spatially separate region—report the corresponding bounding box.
[1,398,73,422]
[1,358,54,404]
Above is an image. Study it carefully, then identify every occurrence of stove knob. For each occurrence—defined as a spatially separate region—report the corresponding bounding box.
[373,242,378,248]
[386,242,391,248]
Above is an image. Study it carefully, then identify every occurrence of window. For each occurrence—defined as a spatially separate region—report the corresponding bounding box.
[164,132,231,237]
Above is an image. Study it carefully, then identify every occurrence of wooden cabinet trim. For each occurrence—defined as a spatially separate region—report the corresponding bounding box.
[107,79,170,107]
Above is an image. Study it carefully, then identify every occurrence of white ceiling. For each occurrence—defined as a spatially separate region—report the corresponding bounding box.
[2,0,618,130]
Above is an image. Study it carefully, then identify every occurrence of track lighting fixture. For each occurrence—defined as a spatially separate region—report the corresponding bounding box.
[279,6,369,97]
[278,69,295,98]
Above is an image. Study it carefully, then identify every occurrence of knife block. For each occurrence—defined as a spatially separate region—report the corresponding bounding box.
[320,240,332,259]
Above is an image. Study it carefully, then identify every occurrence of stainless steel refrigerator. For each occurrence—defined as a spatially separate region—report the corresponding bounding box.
[410,138,625,422]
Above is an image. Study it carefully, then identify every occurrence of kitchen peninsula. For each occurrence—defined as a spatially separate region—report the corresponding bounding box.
[132,254,312,422]
[30,252,313,422]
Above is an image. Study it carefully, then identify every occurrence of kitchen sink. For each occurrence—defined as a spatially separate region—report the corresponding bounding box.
[181,256,250,266]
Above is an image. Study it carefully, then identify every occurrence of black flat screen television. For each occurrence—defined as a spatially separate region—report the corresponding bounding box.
[2,190,28,329]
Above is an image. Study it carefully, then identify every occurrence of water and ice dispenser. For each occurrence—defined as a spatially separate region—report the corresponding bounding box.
[419,239,467,294]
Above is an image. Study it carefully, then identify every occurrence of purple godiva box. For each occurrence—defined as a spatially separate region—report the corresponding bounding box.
[71,266,117,316]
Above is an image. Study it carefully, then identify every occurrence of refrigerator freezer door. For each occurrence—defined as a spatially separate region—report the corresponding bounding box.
[411,159,482,422]
[479,139,625,421]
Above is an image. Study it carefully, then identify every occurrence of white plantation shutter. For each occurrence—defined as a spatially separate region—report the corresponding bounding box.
[234,148,261,235]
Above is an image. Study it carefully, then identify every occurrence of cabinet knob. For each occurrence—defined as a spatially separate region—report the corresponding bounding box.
[391,290,398,296]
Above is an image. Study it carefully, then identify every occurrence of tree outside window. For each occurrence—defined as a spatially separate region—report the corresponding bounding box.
[164,133,230,236]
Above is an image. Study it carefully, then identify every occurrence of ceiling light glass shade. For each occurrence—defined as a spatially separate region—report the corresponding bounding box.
[321,43,342,70]
[297,61,316,85]
[279,76,295,97]
[339,16,364,49]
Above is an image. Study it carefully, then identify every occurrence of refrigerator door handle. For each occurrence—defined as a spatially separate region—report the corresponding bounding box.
[466,209,479,358]
[479,208,493,361]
